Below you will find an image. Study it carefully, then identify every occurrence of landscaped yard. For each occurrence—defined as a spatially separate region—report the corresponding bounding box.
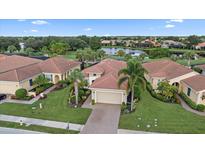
[0,121,79,134]
[119,89,205,133]
[64,51,77,60]
[177,57,205,66]
[0,88,91,124]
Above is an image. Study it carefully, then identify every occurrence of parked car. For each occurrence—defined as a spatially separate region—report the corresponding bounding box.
[0,94,6,101]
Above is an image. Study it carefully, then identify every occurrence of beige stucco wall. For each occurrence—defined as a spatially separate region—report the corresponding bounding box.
[19,73,42,91]
[144,73,165,89]
[181,81,205,105]
[90,88,127,104]
[0,81,20,94]
[87,73,102,85]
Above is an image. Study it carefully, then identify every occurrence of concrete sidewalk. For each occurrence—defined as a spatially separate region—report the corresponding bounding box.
[0,127,45,134]
[0,114,84,132]
[118,129,160,134]
[1,85,57,105]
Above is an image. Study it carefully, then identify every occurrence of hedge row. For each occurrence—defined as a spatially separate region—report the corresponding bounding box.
[179,92,205,112]
[146,82,172,103]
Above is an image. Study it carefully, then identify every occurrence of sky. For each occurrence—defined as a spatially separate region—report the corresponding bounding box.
[0,19,205,36]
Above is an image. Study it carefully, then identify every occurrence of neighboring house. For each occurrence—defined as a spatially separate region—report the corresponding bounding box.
[142,60,198,89]
[101,40,111,46]
[197,64,205,75]
[194,42,205,50]
[0,55,81,95]
[181,75,205,105]
[83,59,127,104]
[161,40,185,48]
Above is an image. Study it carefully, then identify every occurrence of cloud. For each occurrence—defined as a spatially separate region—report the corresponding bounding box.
[165,24,175,28]
[17,19,26,22]
[166,19,184,23]
[104,34,111,36]
[31,29,38,32]
[84,27,92,31]
[32,20,49,25]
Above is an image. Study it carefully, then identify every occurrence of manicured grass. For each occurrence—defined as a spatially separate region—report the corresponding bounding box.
[64,51,77,60]
[177,58,205,66]
[0,120,78,134]
[119,90,205,133]
[0,88,91,124]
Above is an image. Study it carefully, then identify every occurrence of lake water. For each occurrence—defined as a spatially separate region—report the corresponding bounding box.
[101,47,144,56]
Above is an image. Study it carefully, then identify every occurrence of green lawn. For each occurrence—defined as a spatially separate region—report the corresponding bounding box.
[0,88,91,124]
[177,58,205,66]
[64,51,77,60]
[0,121,79,134]
[119,90,205,134]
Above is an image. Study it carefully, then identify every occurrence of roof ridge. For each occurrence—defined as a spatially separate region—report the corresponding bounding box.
[0,62,40,74]
[14,69,19,81]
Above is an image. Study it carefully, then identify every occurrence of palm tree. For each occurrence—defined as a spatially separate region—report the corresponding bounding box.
[68,69,84,107]
[118,59,146,111]
[184,51,195,67]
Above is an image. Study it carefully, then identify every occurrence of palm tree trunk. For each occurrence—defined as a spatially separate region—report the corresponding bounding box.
[131,86,134,111]
[188,57,191,67]
[74,81,78,106]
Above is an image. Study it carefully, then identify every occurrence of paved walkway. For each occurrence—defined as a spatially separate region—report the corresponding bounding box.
[0,85,57,105]
[0,127,45,134]
[80,104,121,134]
[0,114,84,131]
[176,95,205,116]
[81,95,93,109]
[118,129,161,134]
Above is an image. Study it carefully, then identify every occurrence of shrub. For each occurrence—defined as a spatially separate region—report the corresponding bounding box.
[193,67,202,74]
[196,104,205,112]
[121,102,127,112]
[91,99,95,105]
[15,88,27,99]
[179,92,197,110]
[36,87,44,95]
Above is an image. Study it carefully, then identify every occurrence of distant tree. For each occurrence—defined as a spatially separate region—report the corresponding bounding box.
[89,37,101,51]
[41,46,49,53]
[67,38,88,50]
[184,51,195,67]
[187,35,201,47]
[7,45,17,53]
[50,42,70,55]
[117,50,126,57]
[25,47,34,55]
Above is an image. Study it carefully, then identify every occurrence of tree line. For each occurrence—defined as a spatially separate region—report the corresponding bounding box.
[0,36,101,55]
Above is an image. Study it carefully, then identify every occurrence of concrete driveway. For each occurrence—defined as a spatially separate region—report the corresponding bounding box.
[80,103,121,134]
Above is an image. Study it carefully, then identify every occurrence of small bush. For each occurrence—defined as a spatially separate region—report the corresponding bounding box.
[91,99,95,105]
[179,92,197,110]
[15,88,27,99]
[121,102,127,112]
[193,67,202,74]
[36,87,44,95]
[196,104,205,112]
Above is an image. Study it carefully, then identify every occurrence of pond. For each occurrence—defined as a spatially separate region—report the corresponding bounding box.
[101,47,145,56]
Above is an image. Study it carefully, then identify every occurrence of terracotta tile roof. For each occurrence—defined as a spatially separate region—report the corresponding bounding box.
[0,63,42,82]
[181,75,205,91]
[0,55,42,73]
[142,60,193,79]
[0,55,81,82]
[196,42,205,47]
[40,56,81,74]
[84,59,127,90]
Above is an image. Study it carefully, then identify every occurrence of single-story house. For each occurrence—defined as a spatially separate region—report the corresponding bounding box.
[0,55,81,95]
[181,75,205,105]
[196,64,205,76]
[194,42,205,50]
[83,59,127,105]
[142,60,199,89]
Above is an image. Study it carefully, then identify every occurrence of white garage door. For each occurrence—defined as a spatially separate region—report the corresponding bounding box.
[96,91,123,104]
